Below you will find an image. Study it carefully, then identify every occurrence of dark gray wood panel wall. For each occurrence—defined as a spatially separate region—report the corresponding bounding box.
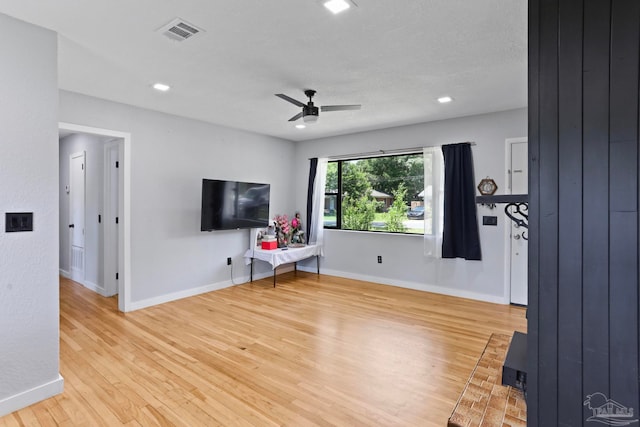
[528,0,640,425]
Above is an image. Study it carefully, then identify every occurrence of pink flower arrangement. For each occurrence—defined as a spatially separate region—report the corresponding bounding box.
[273,214,291,236]
[274,213,303,246]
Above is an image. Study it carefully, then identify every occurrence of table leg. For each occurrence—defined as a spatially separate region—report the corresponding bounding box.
[250,258,254,282]
[273,266,276,288]
[317,255,320,275]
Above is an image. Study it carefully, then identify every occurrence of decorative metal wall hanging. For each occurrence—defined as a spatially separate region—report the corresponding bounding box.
[478,177,498,195]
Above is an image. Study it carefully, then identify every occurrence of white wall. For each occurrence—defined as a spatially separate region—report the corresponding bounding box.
[293,108,527,303]
[59,133,112,292]
[0,13,62,415]
[59,91,296,307]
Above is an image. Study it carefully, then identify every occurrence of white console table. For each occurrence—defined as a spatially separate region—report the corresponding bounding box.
[244,244,322,287]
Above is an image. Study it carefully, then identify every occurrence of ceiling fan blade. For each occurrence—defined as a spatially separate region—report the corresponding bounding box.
[321,104,362,112]
[276,94,306,108]
[288,112,304,122]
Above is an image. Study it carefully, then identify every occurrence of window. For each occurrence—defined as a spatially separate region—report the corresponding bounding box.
[323,153,428,235]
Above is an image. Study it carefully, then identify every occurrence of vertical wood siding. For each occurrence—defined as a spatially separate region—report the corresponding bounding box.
[529,0,640,425]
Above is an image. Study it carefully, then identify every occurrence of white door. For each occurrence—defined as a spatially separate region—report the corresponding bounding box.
[103,142,121,296]
[508,140,528,305]
[70,151,86,282]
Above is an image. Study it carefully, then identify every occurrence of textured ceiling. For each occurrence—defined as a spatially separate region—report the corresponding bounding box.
[0,0,527,142]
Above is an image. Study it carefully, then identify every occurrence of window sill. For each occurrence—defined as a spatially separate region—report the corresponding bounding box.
[324,228,425,238]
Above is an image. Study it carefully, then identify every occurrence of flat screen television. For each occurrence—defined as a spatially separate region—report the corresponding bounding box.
[201,179,270,231]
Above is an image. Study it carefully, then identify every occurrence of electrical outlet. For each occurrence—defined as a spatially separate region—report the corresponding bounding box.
[377,256,382,264]
[227,257,232,265]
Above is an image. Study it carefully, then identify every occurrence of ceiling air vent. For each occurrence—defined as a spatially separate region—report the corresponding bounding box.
[157,18,204,42]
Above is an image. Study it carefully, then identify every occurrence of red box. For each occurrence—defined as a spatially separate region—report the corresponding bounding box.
[262,240,278,250]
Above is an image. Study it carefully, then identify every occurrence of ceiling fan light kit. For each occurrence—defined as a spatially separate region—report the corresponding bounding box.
[324,0,351,14]
[303,113,319,123]
[275,89,361,124]
[152,83,171,92]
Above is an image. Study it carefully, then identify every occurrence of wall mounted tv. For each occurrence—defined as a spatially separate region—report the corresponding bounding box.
[201,179,270,231]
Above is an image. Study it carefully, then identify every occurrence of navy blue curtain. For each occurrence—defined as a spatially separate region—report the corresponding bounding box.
[441,143,481,260]
[306,158,318,242]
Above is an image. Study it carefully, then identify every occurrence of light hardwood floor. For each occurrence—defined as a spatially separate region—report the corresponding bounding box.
[1,273,526,427]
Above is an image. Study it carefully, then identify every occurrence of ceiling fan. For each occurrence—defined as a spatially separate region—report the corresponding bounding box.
[275,89,361,123]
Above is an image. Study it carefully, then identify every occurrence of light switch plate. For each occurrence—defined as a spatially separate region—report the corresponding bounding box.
[482,215,498,226]
[5,212,33,232]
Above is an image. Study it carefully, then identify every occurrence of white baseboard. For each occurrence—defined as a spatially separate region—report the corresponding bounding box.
[81,280,108,297]
[129,279,242,311]
[0,374,64,417]
[313,268,509,305]
[61,274,110,298]
[129,265,507,311]
[246,265,299,283]
[247,271,274,282]
[129,267,314,310]
[296,265,321,275]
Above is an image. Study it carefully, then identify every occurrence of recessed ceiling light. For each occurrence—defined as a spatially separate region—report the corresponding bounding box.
[295,124,306,129]
[438,96,453,103]
[324,0,351,14]
[153,83,171,92]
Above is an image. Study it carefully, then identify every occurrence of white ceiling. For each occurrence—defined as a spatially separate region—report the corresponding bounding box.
[0,0,527,142]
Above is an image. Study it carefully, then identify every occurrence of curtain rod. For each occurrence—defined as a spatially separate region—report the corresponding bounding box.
[317,141,476,161]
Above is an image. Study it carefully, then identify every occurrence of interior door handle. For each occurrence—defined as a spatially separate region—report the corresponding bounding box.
[69,224,75,228]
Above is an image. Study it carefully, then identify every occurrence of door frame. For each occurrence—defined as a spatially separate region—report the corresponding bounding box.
[59,122,132,312]
[103,140,121,297]
[503,137,528,304]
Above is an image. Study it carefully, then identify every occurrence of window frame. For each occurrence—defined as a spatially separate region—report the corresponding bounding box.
[323,152,425,235]
[324,160,342,229]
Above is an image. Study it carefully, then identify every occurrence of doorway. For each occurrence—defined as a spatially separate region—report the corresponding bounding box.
[69,151,86,283]
[59,122,131,312]
[505,137,528,305]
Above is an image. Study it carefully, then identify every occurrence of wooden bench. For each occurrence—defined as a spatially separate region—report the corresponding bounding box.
[448,333,527,427]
